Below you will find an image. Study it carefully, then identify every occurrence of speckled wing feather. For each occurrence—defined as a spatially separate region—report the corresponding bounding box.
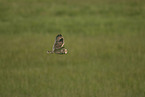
[47,34,67,54]
[53,34,64,50]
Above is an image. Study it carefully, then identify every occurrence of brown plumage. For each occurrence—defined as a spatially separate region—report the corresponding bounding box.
[47,34,67,54]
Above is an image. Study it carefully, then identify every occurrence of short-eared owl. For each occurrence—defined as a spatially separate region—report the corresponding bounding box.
[47,34,67,54]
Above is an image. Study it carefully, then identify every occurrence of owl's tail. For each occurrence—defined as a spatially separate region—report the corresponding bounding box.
[64,49,67,54]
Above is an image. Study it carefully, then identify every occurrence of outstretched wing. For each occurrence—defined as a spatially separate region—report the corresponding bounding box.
[53,34,64,50]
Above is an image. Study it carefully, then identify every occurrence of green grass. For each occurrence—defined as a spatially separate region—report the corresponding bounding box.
[0,0,145,97]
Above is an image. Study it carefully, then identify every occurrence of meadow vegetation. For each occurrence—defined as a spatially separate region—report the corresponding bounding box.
[0,0,145,97]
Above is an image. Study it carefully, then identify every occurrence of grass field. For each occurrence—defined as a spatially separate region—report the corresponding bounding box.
[0,0,145,97]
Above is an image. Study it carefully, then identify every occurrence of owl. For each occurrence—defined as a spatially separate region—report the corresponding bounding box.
[47,34,67,54]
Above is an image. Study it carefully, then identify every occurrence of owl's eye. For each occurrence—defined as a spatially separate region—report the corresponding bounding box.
[59,38,63,42]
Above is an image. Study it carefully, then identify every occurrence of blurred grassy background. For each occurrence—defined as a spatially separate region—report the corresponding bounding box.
[0,0,145,97]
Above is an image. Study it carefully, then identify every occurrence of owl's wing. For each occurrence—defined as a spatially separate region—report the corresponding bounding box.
[53,34,64,50]
[54,48,67,54]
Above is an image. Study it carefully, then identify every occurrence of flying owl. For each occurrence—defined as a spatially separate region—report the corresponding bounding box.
[47,34,67,54]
